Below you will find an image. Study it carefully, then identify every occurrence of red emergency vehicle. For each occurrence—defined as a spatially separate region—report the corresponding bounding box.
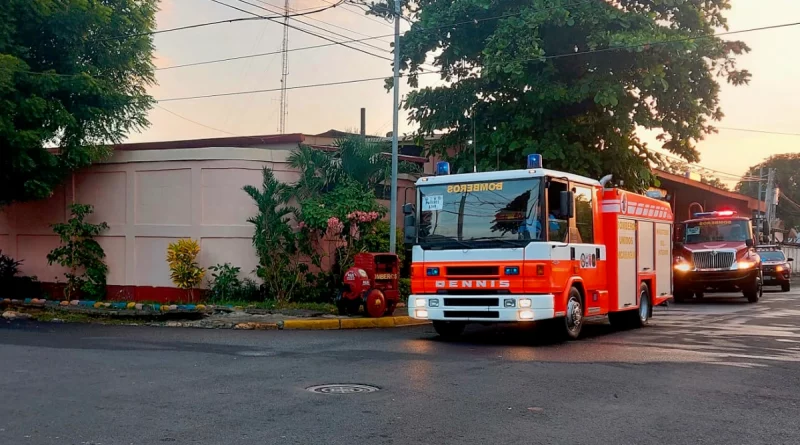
[404,156,674,339]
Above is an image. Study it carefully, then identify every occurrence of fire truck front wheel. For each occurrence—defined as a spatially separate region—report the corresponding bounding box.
[551,287,584,341]
[432,321,466,340]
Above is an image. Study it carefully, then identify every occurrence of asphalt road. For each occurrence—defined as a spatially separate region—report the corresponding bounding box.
[2,290,800,445]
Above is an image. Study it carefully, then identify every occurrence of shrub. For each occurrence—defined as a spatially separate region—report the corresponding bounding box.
[399,278,411,302]
[207,263,263,302]
[166,239,205,297]
[0,250,42,299]
[244,167,313,302]
[47,204,109,300]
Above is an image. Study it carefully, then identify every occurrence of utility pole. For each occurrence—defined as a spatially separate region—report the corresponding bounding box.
[278,0,290,133]
[765,168,776,243]
[388,0,401,254]
[756,167,764,244]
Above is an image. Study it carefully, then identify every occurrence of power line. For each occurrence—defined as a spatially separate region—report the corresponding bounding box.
[155,104,238,136]
[156,19,800,102]
[244,0,392,53]
[157,75,387,102]
[156,0,597,71]
[92,1,346,42]
[209,0,392,61]
[718,127,800,137]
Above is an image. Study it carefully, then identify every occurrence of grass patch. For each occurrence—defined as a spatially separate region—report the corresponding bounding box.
[213,300,337,314]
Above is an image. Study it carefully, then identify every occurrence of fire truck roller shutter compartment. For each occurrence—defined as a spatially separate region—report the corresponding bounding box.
[655,223,672,298]
[618,218,638,309]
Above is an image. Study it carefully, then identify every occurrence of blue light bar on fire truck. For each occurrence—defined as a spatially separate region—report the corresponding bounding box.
[435,161,450,175]
[693,210,737,218]
[527,154,543,169]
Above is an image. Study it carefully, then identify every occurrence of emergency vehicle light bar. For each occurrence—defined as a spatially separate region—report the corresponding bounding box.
[527,154,543,169]
[693,210,737,218]
[436,161,450,175]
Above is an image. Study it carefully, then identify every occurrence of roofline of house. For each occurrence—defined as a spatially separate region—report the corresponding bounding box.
[654,169,765,211]
[114,133,306,150]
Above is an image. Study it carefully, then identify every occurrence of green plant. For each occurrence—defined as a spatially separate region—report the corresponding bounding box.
[0,250,42,299]
[47,204,109,300]
[207,263,264,302]
[245,167,311,302]
[399,278,411,303]
[166,239,205,296]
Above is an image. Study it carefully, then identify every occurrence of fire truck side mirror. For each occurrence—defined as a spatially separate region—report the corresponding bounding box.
[560,190,575,219]
[403,214,416,246]
[746,238,754,248]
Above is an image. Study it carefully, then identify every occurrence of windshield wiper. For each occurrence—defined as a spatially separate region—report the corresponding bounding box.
[420,238,473,250]
[467,237,527,246]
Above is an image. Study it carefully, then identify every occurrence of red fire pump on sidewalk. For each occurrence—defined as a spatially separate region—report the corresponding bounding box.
[336,253,400,317]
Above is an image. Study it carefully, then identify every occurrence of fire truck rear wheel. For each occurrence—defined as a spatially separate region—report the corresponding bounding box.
[781,283,791,292]
[432,321,466,339]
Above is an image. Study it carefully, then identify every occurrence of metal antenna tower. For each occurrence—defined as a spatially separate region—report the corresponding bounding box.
[278,0,290,133]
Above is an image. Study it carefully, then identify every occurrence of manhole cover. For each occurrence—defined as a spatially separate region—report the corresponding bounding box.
[306,384,380,394]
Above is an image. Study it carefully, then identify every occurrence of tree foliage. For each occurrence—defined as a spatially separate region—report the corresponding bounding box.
[373,0,749,191]
[737,154,800,230]
[47,204,109,300]
[0,0,157,206]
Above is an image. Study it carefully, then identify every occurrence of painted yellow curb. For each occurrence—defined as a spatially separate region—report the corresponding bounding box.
[391,316,430,327]
[281,316,431,330]
[282,319,341,330]
[340,317,396,329]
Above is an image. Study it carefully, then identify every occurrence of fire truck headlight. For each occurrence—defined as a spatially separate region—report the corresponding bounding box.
[414,298,426,308]
[674,263,691,272]
[429,299,440,308]
[504,299,515,308]
[415,309,429,319]
[519,310,535,320]
[426,267,440,276]
[504,266,520,275]
[519,298,532,308]
[776,265,784,272]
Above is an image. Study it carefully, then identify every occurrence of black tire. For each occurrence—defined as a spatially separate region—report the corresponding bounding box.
[694,292,705,300]
[553,287,584,340]
[610,283,650,329]
[432,321,466,339]
[673,290,692,303]
[744,275,762,303]
[781,283,791,292]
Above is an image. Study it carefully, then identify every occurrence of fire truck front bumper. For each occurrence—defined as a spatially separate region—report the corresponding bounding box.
[407,294,555,322]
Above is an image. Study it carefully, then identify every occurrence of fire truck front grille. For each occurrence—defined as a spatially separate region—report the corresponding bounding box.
[444,311,499,319]
[445,266,499,276]
[692,251,736,270]
[443,298,499,307]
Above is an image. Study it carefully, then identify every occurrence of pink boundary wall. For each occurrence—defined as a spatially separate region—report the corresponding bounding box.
[0,143,419,302]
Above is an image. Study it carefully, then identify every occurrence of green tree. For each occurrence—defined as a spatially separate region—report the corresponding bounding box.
[47,204,109,300]
[372,0,749,191]
[737,154,800,231]
[0,0,157,206]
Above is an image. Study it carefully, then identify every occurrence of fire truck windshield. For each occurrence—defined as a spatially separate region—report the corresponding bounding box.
[417,178,543,249]
[683,219,751,243]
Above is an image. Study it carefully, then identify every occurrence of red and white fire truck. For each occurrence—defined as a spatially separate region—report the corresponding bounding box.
[403,156,674,339]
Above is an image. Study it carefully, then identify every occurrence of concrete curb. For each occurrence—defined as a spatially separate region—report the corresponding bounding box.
[282,316,429,330]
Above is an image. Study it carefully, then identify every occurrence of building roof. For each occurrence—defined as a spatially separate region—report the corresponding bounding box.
[654,169,765,212]
[115,133,305,150]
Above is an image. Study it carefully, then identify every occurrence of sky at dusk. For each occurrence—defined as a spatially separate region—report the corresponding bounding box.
[131,0,800,185]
